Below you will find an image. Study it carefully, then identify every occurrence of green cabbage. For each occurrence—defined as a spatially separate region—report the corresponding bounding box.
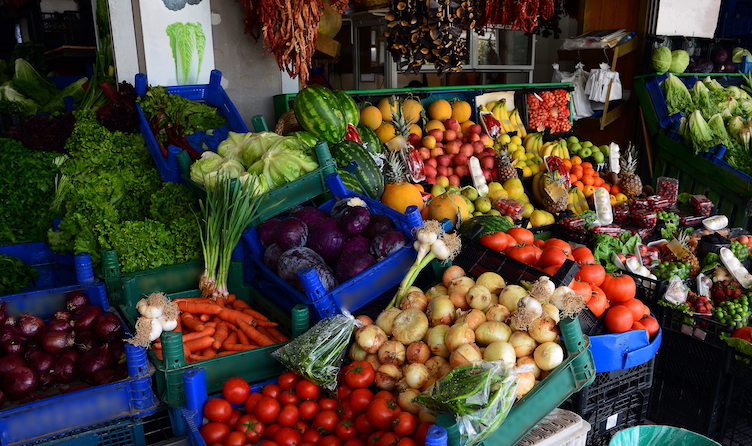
[661,74,693,115]
[669,50,690,73]
[732,47,752,64]
[247,137,319,189]
[189,151,224,186]
[217,131,253,162]
[240,132,284,168]
[687,110,716,153]
[651,46,672,73]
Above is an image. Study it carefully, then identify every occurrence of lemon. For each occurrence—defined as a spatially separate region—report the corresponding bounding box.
[498,133,512,145]
[521,166,533,177]
[513,149,526,160]
[521,202,534,218]
[503,178,524,199]
[507,143,518,153]
[510,135,523,146]
[529,164,540,175]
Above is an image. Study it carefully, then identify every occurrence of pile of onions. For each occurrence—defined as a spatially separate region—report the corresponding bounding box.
[0,290,128,403]
[352,268,574,410]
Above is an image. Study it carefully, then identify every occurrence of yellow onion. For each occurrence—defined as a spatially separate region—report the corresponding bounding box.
[485,304,512,322]
[425,355,448,377]
[516,355,541,379]
[375,308,402,336]
[375,363,403,390]
[528,316,560,344]
[533,341,564,371]
[392,308,429,345]
[475,320,512,346]
[378,340,406,366]
[509,330,537,358]
[456,309,486,331]
[515,371,536,399]
[541,303,560,323]
[401,290,428,312]
[448,285,471,311]
[442,266,466,287]
[475,272,505,295]
[426,296,455,326]
[404,363,430,389]
[449,343,482,368]
[365,354,381,372]
[466,285,494,311]
[449,276,476,289]
[483,341,516,366]
[426,325,450,357]
[349,341,368,361]
[406,341,431,364]
[445,322,475,352]
[397,388,421,414]
[499,285,528,312]
[425,286,448,301]
[356,324,387,353]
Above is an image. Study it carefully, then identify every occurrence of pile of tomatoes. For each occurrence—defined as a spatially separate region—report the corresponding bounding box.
[199,361,434,446]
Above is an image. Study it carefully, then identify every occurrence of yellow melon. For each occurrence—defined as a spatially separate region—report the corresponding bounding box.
[409,124,422,138]
[425,120,446,132]
[427,99,452,121]
[381,182,425,214]
[360,105,383,130]
[451,100,472,123]
[377,97,399,122]
[426,193,469,228]
[375,123,397,143]
[401,98,423,125]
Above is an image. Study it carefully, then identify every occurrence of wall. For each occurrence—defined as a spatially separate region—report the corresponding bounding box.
[533,16,579,83]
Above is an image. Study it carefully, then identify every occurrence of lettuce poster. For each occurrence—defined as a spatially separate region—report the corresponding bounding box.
[139,0,214,86]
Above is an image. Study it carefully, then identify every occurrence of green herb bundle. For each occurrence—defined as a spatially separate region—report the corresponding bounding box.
[0,254,38,295]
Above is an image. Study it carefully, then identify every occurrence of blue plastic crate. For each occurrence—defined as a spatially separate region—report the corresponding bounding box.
[243,172,424,321]
[135,70,250,184]
[0,281,159,446]
[589,318,662,373]
[719,17,752,38]
[643,73,685,130]
[0,242,92,296]
[34,417,146,446]
[700,145,752,185]
[734,56,752,74]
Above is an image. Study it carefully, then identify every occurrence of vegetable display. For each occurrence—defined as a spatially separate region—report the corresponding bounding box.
[0,58,86,116]
[0,254,37,296]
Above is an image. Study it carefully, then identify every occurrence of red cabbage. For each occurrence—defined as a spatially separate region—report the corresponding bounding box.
[340,206,371,237]
[257,219,282,247]
[293,206,329,228]
[308,225,347,264]
[275,218,308,250]
[362,214,397,240]
[276,247,325,283]
[312,217,340,231]
[295,263,338,293]
[330,198,369,219]
[342,236,372,253]
[336,250,377,282]
[263,243,285,272]
[712,47,728,65]
[370,229,409,260]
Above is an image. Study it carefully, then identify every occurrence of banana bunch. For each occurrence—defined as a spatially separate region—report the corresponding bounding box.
[539,140,570,159]
[523,132,543,155]
[530,172,547,207]
[492,101,516,134]
[567,187,590,214]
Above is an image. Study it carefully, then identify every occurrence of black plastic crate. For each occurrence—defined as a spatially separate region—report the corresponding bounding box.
[657,306,735,350]
[556,224,592,246]
[560,359,654,446]
[648,329,733,439]
[720,352,752,446]
[577,306,607,337]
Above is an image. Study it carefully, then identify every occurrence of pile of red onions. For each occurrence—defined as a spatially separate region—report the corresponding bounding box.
[0,290,127,405]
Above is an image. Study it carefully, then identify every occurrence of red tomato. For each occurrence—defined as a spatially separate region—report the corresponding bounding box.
[372,390,394,401]
[733,326,752,343]
[641,316,660,339]
[412,422,432,446]
[354,413,376,435]
[319,434,344,446]
[538,246,569,268]
[337,384,352,401]
[200,421,231,445]
[480,232,509,252]
[278,404,300,427]
[226,408,242,430]
[279,389,300,406]
[274,426,302,446]
[262,383,282,399]
[278,372,301,390]
[312,409,340,434]
[296,380,321,401]
[392,412,417,437]
[632,320,648,337]
[569,279,592,301]
[572,246,595,264]
[204,398,233,422]
[223,430,246,446]
[368,431,385,446]
[266,423,282,441]
[344,439,366,446]
[397,438,417,446]
[299,400,319,420]
[543,238,572,257]
[505,244,542,265]
[244,392,264,414]
[293,420,309,435]
[600,273,636,303]
[260,441,280,446]
[342,361,376,389]
[366,398,402,431]
[377,432,400,446]
[335,419,358,441]
[506,227,534,245]
[338,400,356,421]
[222,377,251,405]
[255,396,282,423]
[613,298,647,321]
[587,285,609,317]
[236,414,265,443]
[300,443,315,446]
[319,397,339,411]
[605,305,634,333]
[349,388,374,413]
[302,428,323,444]
[575,263,606,287]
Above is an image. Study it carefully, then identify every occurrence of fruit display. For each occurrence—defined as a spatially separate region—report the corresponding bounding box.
[525,89,572,134]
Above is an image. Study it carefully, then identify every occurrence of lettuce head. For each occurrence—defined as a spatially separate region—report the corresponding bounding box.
[247,137,319,189]
[240,132,284,168]
[189,151,224,186]
[217,131,253,162]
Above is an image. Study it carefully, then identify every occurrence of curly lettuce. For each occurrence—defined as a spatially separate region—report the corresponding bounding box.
[661,74,693,116]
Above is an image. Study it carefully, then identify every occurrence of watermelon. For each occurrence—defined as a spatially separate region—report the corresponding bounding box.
[330,140,385,200]
[337,169,364,194]
[289,131,319,148]
[358,124,384,154]
[334,90,360,126]
[457,215,515,240]
[293,85,347,144]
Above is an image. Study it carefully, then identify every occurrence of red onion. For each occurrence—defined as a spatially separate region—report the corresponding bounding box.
[109,339,125,362]
[38,371,55,389]
[75,331,101,351]
[71,305,102,331]
[93,369,119,385]
[50,357,77,384]
[0,325,24,343]
[3,366,38,400]
[0,389,4,407]
[53,311,71,321]
[39,330,75,354]
[93,313,122,343]
[59,349,80,364]
[3,336,25,356]
[27,350,56,372]
[79,344,113,383]
[17,314,45,338]
[66,290,90,311]
[0,354,26,377]
[46,319,74,333]
[0,308,7,327]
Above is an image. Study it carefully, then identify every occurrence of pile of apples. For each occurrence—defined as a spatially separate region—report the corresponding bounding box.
[408,117,499,187]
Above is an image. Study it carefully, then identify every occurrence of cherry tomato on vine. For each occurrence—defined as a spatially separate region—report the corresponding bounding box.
[341,360,376,388]
[222,377,251,405]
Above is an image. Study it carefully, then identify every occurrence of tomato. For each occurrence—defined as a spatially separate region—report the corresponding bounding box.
[279,389,300,406]
[480,232,509,252]
[200,421,231,445]
[312,409,340,434]
[223,430,246,446]
[293,420,309,435]
[265,423,282,441]
[204,398,233,422]
[377,432,400,446]
[600,273,636,303]
[506,227,534,245]
[236,414,265,443]
[372,390,394,401]
[543,238,572,257]
[222,377,251,405]
[366,398,402,431]
[302,427,323,444]
[355,413,376,435]
[631,320,648,337]
[299,400,319,420]
[368,431,385,446]
[732,326,752,343]
[255,396,282,423]
[262,383,282,399]
[335,419,358,441]
[613,298,647,321]
[337,384,352,401]
[575,263,606,287]
[397,438,417,446]
[278,404,300,427]
[572,246,595,265]
[538,246,569,268]
[505,244,542,265]
[641,316,660,339]
[412,422,431,446]
[349,388,374,413]
[392,412,417,437]
[244,392,264,414]
[342,361,376,389]
[344,439,366,446]
[587,285,609,317]
[274,426,302,446]
[569,279,592,301]
[338,400,356,421]
[604,305,634,333]
[533,239,546,248]
[278,372,301,390]
[260,441,280,446]
[296,379,321,401]
[319,397,339,411]
[319,434,344,446]
[226,408,243,430]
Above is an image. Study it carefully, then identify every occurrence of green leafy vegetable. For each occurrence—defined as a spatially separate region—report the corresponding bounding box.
[217,131,253,162]
[708,113,732,148]
[687,110,716,153]
[661,74,693,116]
[651,46,671,73]
[240,132,284,167]
[592,232,642,273]
[165,22,206,85]
[669,50,690,73]
[0,254,38,295]
[246,136,319,190]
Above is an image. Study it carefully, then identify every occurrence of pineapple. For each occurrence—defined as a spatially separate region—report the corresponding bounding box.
[498,152,518,183]
[618,143,643,197]
[542,171,569,213]
[383,150,407,184]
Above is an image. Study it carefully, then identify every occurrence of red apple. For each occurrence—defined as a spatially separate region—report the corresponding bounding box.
[460,143,474,157]
[472,141,485,155]
[479,134,491,146]
[422,135,437,149]
[480,154,496,169]
[419,147,431,160]
[446,166,454,176]
[445,140,461,155]
[456,133,465,143]
[437,165,449,177]
[407,133,422,147]
[430,147,444,158]
[469,124,482,135]
[453,153,469,167]
[482,168,493,182]
[490,168,499,181]
[428,128,444,142]
[444,118,460,131]
[425,176,437,185]
[425,157,438,168]
[448,174,461,186]
[437,154,453,167]
[454,165,469,177]
[483,147,497,156]
[466,133,480,143]
[443,129,457,142]
[423,164,438,178]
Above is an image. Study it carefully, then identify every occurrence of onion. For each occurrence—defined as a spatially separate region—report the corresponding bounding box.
[3,336,25,356]
[365,354,381,372]
[93,313,123,343]
[534,341,564,371]
[71,305,103,331]
[75,330,101,351]
[475,272,506,295]
[448,285,470,310]
[17,314,45,338]
[375,308,402,336]
[425,356,448,377]
[0,354,26,377]
[392,309,429,345]
[419,410,437,423]
[541,303,560,323]
[485,304,512,323]
[466,285,493,311]
[0,325,23,343]
[66,290,90,311]
[404,363,430,389]
[375,363,403,390]
[405,342,431,364]
[426,325,450,358]
[79,344,114,383]
[499,285,528,313]
[515,371,536,399]
[509,331,537,358]
[3,366,38,400]
[38,371,55,389]
[349,341,368,362]
[401,290,428,312]
[516,355,541,379]
[528,316,560,344]
[483,341,516,366]
[475,321,512,346]
[449,276,475,289]
[425,285,448,301]
[40,330,75,354]
[378,340,406,366]
[59,349,80,364]
[445,323,475,352]
[515,296,543,331]
[50,357,77,383]
[355,315,374,326]
[53,311,71,321]
[397,388,422,414]
[355,325,387,354]
[94,369,120,385]
[442,265,466,287]
[46,319,73,332]
[449,343,481,368]
[27,350,56,372]
[426,297,455,326]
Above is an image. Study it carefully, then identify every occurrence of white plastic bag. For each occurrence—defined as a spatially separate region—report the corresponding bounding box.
[585,63,623,103]
[551,63,572,83]
[561,62,593,120]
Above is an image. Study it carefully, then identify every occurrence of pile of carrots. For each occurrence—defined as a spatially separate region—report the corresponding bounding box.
[151,294,289,363]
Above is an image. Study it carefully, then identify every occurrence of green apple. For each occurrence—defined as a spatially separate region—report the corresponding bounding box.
[592,151,605,164]
[581,141,593,148]
[590,145,601,153]
[599,145,610,156]
[462,186,479,202]
[487,209,501,216]
[579,148,592,158]
[567,135,579,145]
[474,197,492,213]
[431,184,446,196]
[532,155,544,165]
[569,142,581,154]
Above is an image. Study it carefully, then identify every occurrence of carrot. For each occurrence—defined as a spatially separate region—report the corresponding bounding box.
[173,297,213,304]
[201,347,217,359]
[222,331,238,349]
[231,299,252,310]
[184,336,215,354]
[266,327,290,343]
[222,343,258,351]
[235,326,251,345]
[177,301,222,315]
[153,349,164,360]
[218,351,240,356]
[239,306,270,321]
[237,319,276,346]
[255,325,276,342]
[252,319,279,328]
[181,327,216,342]
[226,294,237,304]
[181,313,205,332]
[205,321,217,328]
[213,322,230,350]
[199,313,211,322]
[216,308,257,326]
[189,354,210,362]
[215,296,226,307]
[152,341,162,350]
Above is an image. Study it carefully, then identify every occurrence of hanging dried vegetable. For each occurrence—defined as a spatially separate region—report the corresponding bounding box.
[530,0,566,38]
[479,0,556,34]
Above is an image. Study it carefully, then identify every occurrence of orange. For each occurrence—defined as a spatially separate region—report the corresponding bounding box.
[381,182,425,213]
[570,166,583,180]
[425,119,446,132]
[563,159,572,170]
[610,184,621,195]
[573,181,584,191]
[593,177,604,187]
[600,183,611,193]
[583,167,595,177]
[580,162,593,170]
[569,173,579,184]
[570,155,582,165]
[414,183,425,193]
[582,185,596,198]
[582,175,594,186]
[427,99,453,121]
